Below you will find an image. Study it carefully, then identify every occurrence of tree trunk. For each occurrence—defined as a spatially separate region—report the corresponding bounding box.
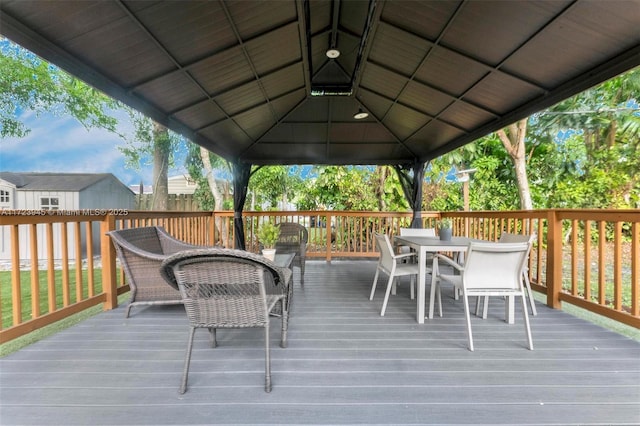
[497,119,533,210]
[200,146,228,245]
[376,166,388,211]
[151,122,169,210]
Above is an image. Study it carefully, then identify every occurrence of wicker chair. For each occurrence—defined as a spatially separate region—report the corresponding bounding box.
[275,222,308,284]
[160,248,292,393]
[107,226,206,318]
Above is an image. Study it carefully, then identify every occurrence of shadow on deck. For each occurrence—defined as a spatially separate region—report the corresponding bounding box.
[1,260,639,425]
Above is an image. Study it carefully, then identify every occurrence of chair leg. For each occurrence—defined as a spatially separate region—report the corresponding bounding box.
[410,275,415,300]
[280,300,288,348]
[523,272,537,316]
[380,275,395,316]
[521,294,534,350]
[264,324,272,393]
[462,294,474,351]
[369,269,380,300]
[179,327,196,394]
[125,304,133,318]
[300,260,305,286]
[436,281,443,317]
[208,327,217,348]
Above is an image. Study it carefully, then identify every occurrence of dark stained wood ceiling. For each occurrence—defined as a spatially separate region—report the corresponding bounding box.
[2,0,639,165]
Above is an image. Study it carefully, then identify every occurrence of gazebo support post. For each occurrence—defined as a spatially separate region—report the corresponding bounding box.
[232,162,252,250]
[394,160,427,228]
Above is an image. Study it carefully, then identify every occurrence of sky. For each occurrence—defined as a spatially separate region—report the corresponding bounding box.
[0,108,189,187]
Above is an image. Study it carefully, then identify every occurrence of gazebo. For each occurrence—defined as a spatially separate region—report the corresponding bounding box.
[2,0,639,245]
[1,3,640,423]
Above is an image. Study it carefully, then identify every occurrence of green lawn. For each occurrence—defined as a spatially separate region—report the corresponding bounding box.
[1,269,104,328]
[0,268,125,357]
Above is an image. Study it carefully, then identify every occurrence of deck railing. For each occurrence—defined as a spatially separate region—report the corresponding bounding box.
[1,209,638,342]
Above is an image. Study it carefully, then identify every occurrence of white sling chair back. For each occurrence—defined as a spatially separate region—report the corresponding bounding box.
[498,232,537,316]
[437,241,533,351]
[398,227,436,259]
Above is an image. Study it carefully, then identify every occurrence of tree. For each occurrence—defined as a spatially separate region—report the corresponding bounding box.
[373,166,408,211]
[496,119,533,210]
[249,166,304,210]
[2,39,184,210]
[119,111,182,210]
[536,67,640,208]
[186,144,232,211]
[0,38,119,139]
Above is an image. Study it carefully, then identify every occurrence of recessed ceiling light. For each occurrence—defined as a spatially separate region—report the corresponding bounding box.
[326,48,340,59]
[354,109,369,120]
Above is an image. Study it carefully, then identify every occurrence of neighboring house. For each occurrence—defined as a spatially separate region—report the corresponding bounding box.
[168,174,198,195]
[127,175,198,196]
[0,172,135,261]
[128,183,153,195]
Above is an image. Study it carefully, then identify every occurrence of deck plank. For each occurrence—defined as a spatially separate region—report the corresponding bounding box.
[1,260,639,425]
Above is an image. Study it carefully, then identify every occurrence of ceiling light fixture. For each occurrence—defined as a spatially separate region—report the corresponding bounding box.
[326,48,340,59]
[354,109,369,120]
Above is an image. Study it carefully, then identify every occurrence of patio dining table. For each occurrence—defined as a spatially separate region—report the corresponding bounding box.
[394,236,515,324]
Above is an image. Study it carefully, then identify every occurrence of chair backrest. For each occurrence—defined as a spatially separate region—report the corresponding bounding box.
[163,253,271,327]
[498,232,535,245]
[498,232,535,267]
[463,242,529,291]
[374,233,396,272]
[161,248,288,291]
[108,226,164,255]
[276,222,308,246]
[399,227,436,237]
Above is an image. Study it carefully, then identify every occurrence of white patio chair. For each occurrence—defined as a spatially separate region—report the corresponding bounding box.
[473,233,537,318]
[398,227,436,248]
[369,233,420,316]
[436,241,533,351]
[398,227,436,258]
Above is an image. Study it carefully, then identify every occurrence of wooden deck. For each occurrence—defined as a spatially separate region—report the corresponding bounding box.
[1,260,639,425]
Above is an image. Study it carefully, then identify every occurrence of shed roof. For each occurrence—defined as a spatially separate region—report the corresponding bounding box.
[0,172,129,192]
[1,0,638,165]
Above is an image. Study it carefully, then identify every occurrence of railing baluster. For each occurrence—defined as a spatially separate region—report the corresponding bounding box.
[598,221,606,306]
[584,220,592,303]
[75,222,83,303]
[86,222,95,298]
[10,224,21,326]
[30,223,40,319]
[46,223,55,313]
[614,222,622,311]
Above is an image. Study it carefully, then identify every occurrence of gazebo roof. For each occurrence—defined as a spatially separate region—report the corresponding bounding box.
[2,0,638,165]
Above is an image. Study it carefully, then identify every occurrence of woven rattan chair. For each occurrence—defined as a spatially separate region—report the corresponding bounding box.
[275,222,308,284]
[160,248,292,393]
[107,226,206,318]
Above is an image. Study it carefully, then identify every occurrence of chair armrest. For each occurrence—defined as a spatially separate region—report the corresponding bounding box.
[157,228,210,254]
[394,252,416,261]
[435,254,464,272]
